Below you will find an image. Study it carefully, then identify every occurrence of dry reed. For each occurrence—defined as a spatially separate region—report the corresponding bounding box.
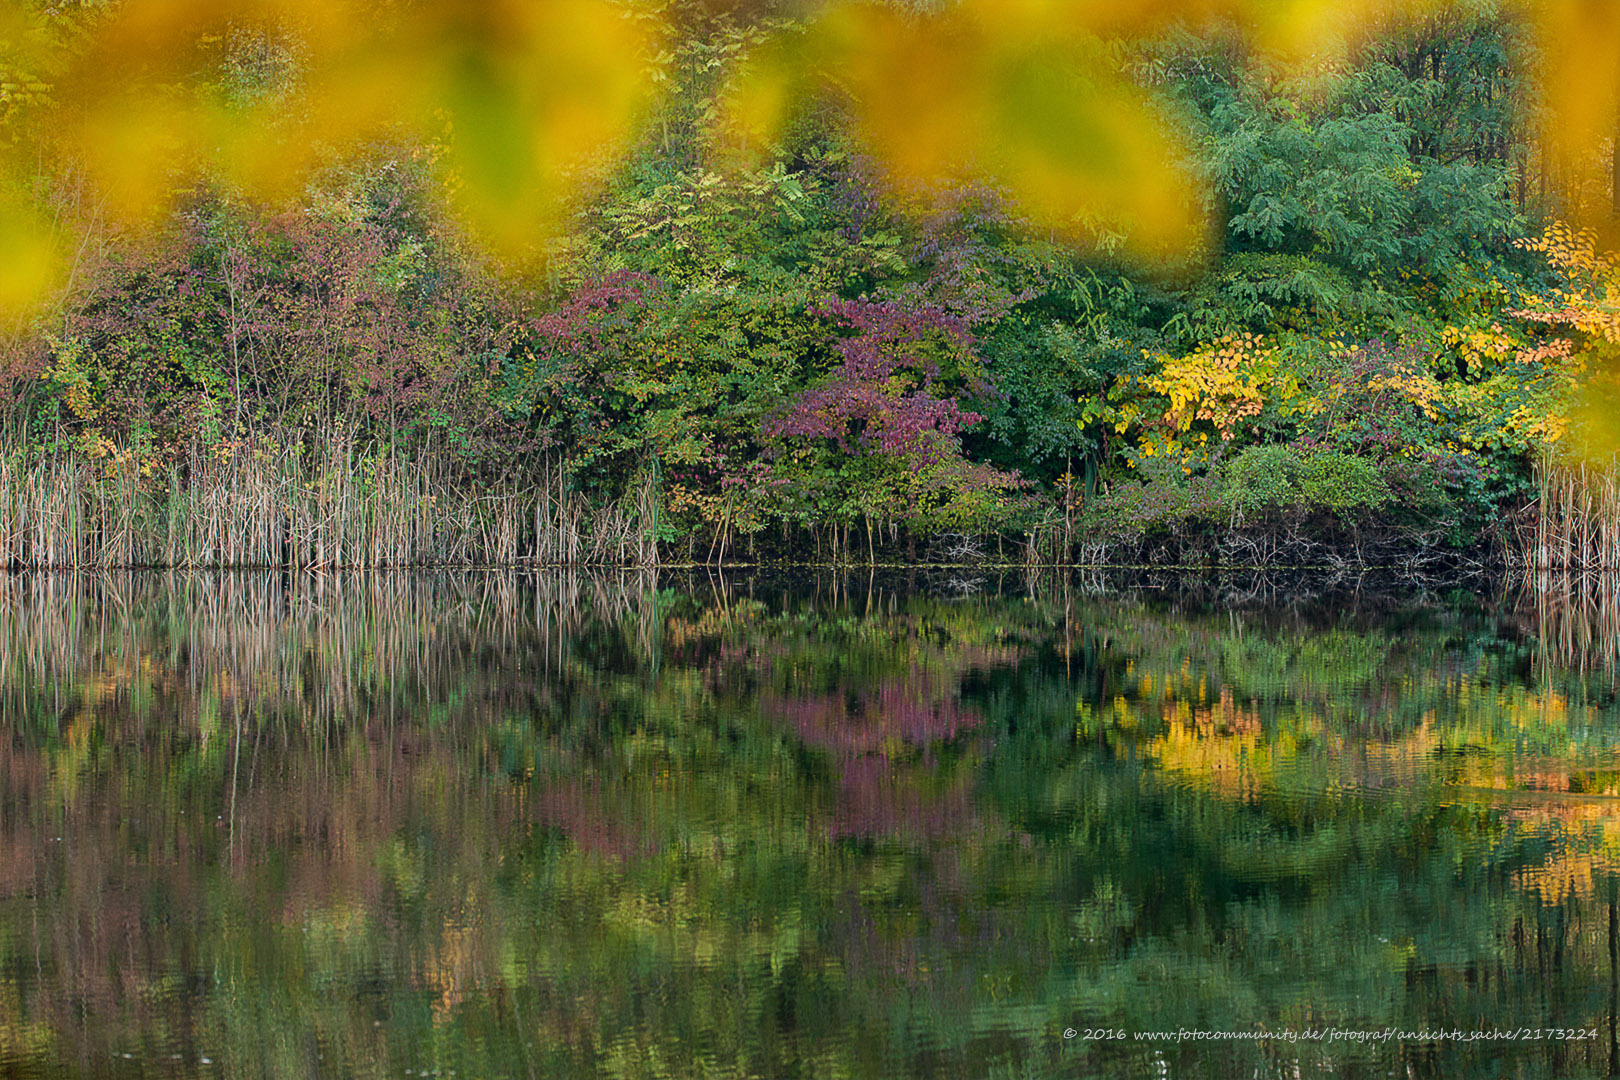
[1530,450,1620,571]
[0,438,658,568]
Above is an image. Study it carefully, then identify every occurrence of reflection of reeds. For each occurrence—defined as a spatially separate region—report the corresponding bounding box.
[0,440,658,567]
[1519,570,1620,680]
[0,571,668,1058]
[0,570,658,723]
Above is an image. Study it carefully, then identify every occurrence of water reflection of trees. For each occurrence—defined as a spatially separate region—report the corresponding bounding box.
[1,573,1620,1077]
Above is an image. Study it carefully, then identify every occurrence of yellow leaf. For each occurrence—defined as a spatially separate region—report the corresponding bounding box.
[0,184,60,315]
[726,2,1204,256]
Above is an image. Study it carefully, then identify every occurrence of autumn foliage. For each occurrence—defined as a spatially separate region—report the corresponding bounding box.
[0,1,1607,565]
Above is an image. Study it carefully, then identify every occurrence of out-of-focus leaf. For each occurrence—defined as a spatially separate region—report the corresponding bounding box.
[425,0,657,255]
[69,93,198,224]
[1569,368,1620,462]
[0,186,60,317]
[729,1,1203,255]
[1234,0,1447,61]
[980,43,1200,254]
[12,0,1620,327]
[54,0,654,251]
[301,0,656,253]
[1534,0,1620,238]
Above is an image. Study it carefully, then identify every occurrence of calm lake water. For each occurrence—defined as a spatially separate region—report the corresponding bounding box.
[3,570,1620,1079]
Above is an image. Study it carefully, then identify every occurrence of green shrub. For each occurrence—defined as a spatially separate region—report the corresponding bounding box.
[1224,445,1304,511]
[1224,445,1388,515]
[1079,474,1227,538]
[1298,452,1389,512]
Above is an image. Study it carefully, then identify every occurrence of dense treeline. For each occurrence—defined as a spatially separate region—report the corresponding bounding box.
[2,0,1613,566]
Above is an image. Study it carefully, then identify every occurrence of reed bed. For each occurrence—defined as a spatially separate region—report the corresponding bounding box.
[0,439,657,568]
[532,457,658,567]
[1530,451,1620,570]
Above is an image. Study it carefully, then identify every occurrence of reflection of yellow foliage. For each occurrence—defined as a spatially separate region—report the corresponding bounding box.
[1148,686,1270,801]
[1145,690,1445,800]
[1141,668,1620,906]
[1502,800,1620,904]
[1092,612,1620,912]
[1149,720,1265,801]
[0,982,54,1060]
[424,920,482,1020]
[1518,845,1620,904]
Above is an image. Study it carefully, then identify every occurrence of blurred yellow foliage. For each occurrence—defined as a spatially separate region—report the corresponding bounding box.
[0,0,1610,327]
[56,0,656,247]
[728,1,1200,253]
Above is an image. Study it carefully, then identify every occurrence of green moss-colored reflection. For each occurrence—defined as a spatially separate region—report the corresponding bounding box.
[1,572,1618,1079]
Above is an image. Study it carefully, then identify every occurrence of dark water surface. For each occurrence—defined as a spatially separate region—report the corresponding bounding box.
[3,570,1620,1079]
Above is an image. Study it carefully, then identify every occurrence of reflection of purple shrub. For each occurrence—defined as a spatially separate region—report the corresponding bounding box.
[530,778,656,859]
[829,757,979,840]
[777,680,980,755]
[770,677,985,841]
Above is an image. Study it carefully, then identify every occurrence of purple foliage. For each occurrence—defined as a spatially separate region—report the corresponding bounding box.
[828,151,885,245]
[766,297,985,465]
[50,210,510,442]
[528,271,660,348]
[516,270,662,447]
[906,184,1038,327]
